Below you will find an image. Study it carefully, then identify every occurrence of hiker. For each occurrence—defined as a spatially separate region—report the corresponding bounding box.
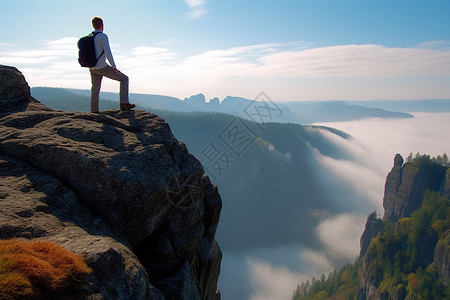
[89,16,135,113]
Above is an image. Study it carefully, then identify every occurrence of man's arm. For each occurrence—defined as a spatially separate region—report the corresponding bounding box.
[100,34,117,69]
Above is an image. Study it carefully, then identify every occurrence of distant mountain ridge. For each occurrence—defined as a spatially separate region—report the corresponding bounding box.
[352,99,450,113]
[31,87,418,124]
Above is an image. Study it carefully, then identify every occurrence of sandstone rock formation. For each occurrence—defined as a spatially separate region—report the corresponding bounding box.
[383,153,447,222]
[357,154,449,299]
[359,212,384,258]
[0,65,222,299]
[433,230,450,283]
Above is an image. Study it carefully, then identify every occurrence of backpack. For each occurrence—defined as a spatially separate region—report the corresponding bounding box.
[77,31,105,68]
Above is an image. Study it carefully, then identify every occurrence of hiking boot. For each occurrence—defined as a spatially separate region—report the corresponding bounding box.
[120,103,135,110]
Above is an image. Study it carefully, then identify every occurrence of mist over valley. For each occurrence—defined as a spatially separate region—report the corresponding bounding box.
[29,87,450,299]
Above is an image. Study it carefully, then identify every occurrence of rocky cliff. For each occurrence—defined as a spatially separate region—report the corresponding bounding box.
[383,153,447,222]
[360,153,448,262]
[359,212,384,258]
[357,154,449,299]
[0,65,222,299]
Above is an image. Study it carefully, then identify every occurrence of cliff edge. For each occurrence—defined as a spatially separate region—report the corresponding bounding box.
[383,153,447,222]
[0,65,222,299]
[357,154,449,299]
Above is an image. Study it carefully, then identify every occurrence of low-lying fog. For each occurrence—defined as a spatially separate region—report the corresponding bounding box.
[219,112,450,300]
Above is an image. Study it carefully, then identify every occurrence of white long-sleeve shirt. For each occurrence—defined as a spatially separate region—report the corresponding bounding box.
[91,30,116,69]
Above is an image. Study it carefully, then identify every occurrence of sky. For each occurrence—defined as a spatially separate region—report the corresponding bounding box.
[1,0,450,101]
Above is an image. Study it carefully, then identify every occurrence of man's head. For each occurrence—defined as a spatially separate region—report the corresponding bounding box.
[92,17,103,31]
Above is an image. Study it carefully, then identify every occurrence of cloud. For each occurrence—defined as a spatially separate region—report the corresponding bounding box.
[185,0,205,7]
[219,246,338,300]
[188,8,207,19]
[316,213,366,262]
[3,38,450,99]
[299,250,334,273]
[307,128,386,210]
[219,249,334,300]
[185,0,207,19]
[314,113,450,173]
[155,42,450,79]
[122,42,450,99]
[258,44,450,78]
[244,247,346,300]
[0,37,78,65]
[267,143,291,163]
[0,42,13,48]
[306,111,450,213]
[218,215,364,300]
[0,37,87,89]
[248,260,309,300]
[415,40,450,50]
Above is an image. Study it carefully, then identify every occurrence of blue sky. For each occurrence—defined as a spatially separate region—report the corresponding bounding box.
[1,0,449,101]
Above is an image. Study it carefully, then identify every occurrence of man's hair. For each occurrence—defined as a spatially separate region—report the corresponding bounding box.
[92,17,103,30]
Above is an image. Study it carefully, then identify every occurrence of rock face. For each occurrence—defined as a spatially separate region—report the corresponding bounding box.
[434,230,450,283]
[357,154,449,299]
[359,212,384,258]
[383,153,447,222]
[0,65,37,115]
[0,65,32,101]
[0,66,222,299]
[184,94,206,107]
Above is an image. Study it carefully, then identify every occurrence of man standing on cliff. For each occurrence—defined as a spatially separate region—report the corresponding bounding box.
[89,16,135,113]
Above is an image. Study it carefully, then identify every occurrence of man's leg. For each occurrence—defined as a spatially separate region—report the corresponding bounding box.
[91,66,130,104]
[90,70,103,113]
[118,73,129,105]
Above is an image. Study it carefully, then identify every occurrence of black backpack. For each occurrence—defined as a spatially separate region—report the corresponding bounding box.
[77,32,105,68]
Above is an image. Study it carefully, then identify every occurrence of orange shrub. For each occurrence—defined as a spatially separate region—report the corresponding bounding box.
[0,270,34,299]
[0,239,91,299]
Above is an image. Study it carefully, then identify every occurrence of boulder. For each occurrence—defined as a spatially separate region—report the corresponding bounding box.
[0,65,31,101]
[0,65,41,116]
